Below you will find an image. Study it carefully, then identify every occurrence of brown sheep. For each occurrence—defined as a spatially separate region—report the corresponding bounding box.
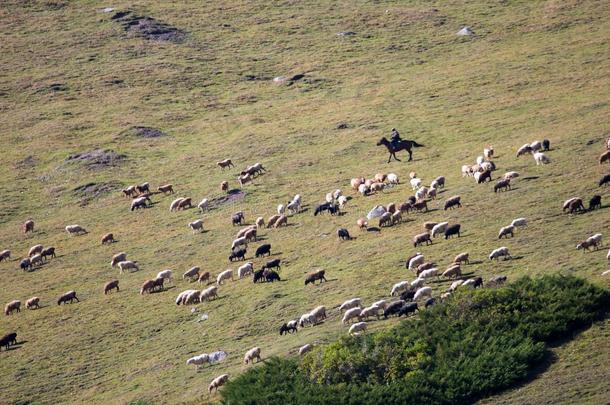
[256,217,265,228]
[413,232,432,247]
[399,202,412,213]
[567,198,585,214]
[600,150,610,164]
[442,264,461,279]
[122,186,137,197]
[453,252,469,264]
[0,250,10,262]
[101,233,115,245]
[370,182,385,193]
[267,214,281,228]
[28,244,44,257]
[217,159,234,170]
[416,262,436,275]
[386,202,396,214]
[23,219,34,233]
[104,280,120,295]
[423,222,438,231]
[412,200,428,212]
[197,271,211,284]
[221,181,229,192]
[239,173,253,186]
[26,297,40,309]
[274,215,288,228]
[244,228,257,242]
[357,218,368,230]
[391,211,402,225]
[351,177,365,191]
[4,300,21,315]
[378,212,392,227]
[157,184,174,194]
[444,195,462,210]
[305,269,327,285]
[135,182,150,194]
[140,279,156,295]
[57,291,79,305]
[177,197,193,210]
[374,173,387,183]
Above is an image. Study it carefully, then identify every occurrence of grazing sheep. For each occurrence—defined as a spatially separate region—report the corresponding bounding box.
[337,228,351,240]
[187,353,211,369]
[351,177,365,191]
[481,161,495,172]
[262,259,281,272]
[384,300,406,318]
[239,173,253,186]
[511,218,527,227]
[118,261,139,274]
[20,258,32,271]
[530,140,542,152]
[183,266,200,281]
[229,248,247,262]
[238,262,254,279]
[244,347,262,365]
[57,291,79,305]
[274,215,288,227]
[304,269,326,285]
[217,159,234,170]
[4,300,21,315]
[444,224,461,239]
[442,264,461,279]
[26,296,40,309]
[217,269,234,285]
[267,214,281,227]
[408,254,425,270]
[101,233,115,245]
[415,187,428,201]
[175,290,198,305]
[568,198,586,214]
[410,177,422,190]
[358,183,370,196]
[177,197,193,210]
[340,298,363,313]
[426,187,437,200]
[503,171,519,180]
[40,247,55,260]
[542,139,550,151]
[111,252,127,267]
[183,290,200,305]
[462,165,474,177]
[157,184,174,194]
[349,322,367,335]
[130,196,149,211]
[598,151,610,165]
[254,244,271,258]
[299,312,316,327]
[463,277,483,288]
[444,195,462,210]
[310,306,327,323]
[431,222,449,238]
[413,232,432,247]
[342,307,362,324]
[372,300,387,310]
[209,374,229,393]
[516,144,533,157]
[255,217,265,228]
[231,236,248,251]
[489,247,511,260]
[431,176,445,189]
[279,321,298,335]
[391,211,402,225]
[414,286,433,301]
[475,170,492,184]
[453,252,469,264]
[600,174,610,187]
[299,344,313,355]
[169,198,184,212]
[359,305,381,321]
[533,152,550,165]
[0,250,10,262]
[189,219,204,233]
[28,244,43,257]
[221,181,229,192]
[198,271,211,284]
[387,173,399,184]
[123,186,137,197]
[449,279,464,292]
[494,178,511,193]
[140,279,156,295]
[487,275,507,287]
[357,218,368,231]
[244,228,257,242]
[410,277,426,289]
[399,302,419,316]
[476,155,485,165]
[379,212,392,227]
[589,195,602,210]
[419,268,439,280]
[66,224,87,235]
[135,182,150,194]
[391,281,409,296]
[287,199,302,213]
[104,280,119,295]
[156,269,173,284]
[484,146,494,159]
[498,225,515,239]
[236,225,256,239]
[562,197,580,212]
[198,198,209,212]
[586,233,603,249]
[277,204,286,216]
[23,219,35,233]
[30,253,43,267]
[200,286,218,302]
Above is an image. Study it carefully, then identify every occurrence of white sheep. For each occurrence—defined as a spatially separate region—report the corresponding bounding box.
[28,244,43,257]
[237,262,254,279]
[476,155,485,165]
[449,279,464,292]
[408,254,424,270]
[533,152,550,165]
[504,171,519,180]
[461,165,473,177]
[516,143,532,156]
[118,260,139,273]
[489,247,511,260]
[292,194,302,205]
[299,313,315,328]
[410,277,426,289]
[372,299,387,310]
[0,249,10,262]
[198,198,209,212]
[462,278,478,288]
[299,344,313,356]
[186,353,210,369]
[156,269,173,284]
[358,183,370,196]
[391,281,409,296]
[111,252,127,267]
[333,189,342,199]
[189,219,204,233]
[209,374,229,393]
[325,192,333,203]
[498,225,515,239]
[183,290,201,305]
[342,307,362,324]
[183,266,200,280]
[530,140,542,151]
[176,289,198,305]
[484,146,494,159]
[277,204,286,215]
[287,200,301,214]
[217,269,233,285]
[169,198,184,212]
[65,224,87,235]
[410,177,422,190]
[511,218,527,227]
[415,187,428,201]
[387,173,399,184]
[200,286,218,302]
[431,222,449,238]
[481,161,494,172]
[413,286,432,301]
[337,195,348,208]
[419,268,439,280]
[310,306,327,323]
[359,305,381,321]
[349,322,367,335]
[340,298,362,313]
[286,320,298,331]
[244,347,261,365]
[231,236,247,250]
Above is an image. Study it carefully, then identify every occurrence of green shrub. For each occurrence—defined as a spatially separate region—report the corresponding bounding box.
[221,275,607,404]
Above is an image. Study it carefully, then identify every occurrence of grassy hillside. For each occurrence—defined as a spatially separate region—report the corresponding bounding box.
[0,0,609,404]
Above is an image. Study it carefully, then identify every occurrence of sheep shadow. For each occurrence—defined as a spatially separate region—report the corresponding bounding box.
[366,227,381,233]
[152,285,177,294]
[508,255,524,261]
[522,176,540,181]
[299,207,310,214]
[468,260,484,265]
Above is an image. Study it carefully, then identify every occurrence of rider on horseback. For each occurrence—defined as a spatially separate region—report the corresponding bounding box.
[390,128,402,148]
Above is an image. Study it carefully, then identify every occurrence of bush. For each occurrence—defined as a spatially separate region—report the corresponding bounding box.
[221,275,607,404]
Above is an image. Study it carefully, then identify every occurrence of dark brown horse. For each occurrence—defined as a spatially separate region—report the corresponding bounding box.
[377,137,424,162]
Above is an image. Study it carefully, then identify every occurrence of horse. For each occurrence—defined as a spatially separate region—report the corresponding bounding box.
[377,137,424,163]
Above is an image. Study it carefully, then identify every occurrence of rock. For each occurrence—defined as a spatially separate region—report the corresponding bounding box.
[337,31,356,36]
[456,26,474,36]
[367,205,387,220]
[336,123,349,130]
[102,7,115,13]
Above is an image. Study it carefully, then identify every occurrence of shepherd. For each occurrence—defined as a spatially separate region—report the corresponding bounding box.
[377,128,424,162]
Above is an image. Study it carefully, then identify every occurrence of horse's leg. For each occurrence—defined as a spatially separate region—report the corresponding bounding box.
[387,153,392,163]
[394,152,401,162]
[408,149,413,161]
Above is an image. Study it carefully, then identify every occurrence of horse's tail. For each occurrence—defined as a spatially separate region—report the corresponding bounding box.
[411,140,424,147]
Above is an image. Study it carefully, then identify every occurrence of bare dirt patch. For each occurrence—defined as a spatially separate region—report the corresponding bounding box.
[119,126,168,139]
[111,11,186,43]
[73,181,122,206]
[65,149,126,170]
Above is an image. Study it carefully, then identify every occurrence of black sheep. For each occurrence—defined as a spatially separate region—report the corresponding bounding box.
[384,300,406,319]
[424,298,436,308]
[255,244,271,258]
[229,248,246,262]
[265,270,280,282]
[542,139,550,151]
[0,332,17,350]
[400,289,415,302]
[589,195,602,210]
[473,277,483,288]
[314,203,331,216]
[337,228,351,240]
[232,212,244,226]
[444,224,461,239]
[279,323,297,335]
[253,269,265,283]
[398,302,419,316]
[494,179,510,193]
[41,247,56,260]
[599,174,610,187]
[262,259,281,271]
[20,259,31,271]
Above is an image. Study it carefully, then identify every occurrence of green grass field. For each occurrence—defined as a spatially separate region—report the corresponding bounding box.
[0,0,609,404]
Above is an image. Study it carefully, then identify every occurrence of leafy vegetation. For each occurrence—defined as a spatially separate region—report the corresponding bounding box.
[222,276,608,404]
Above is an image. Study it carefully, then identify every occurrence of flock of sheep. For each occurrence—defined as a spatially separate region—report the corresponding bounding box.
[2,136,609,395]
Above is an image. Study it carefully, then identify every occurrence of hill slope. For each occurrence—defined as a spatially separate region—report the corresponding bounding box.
[0,1,609,404]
